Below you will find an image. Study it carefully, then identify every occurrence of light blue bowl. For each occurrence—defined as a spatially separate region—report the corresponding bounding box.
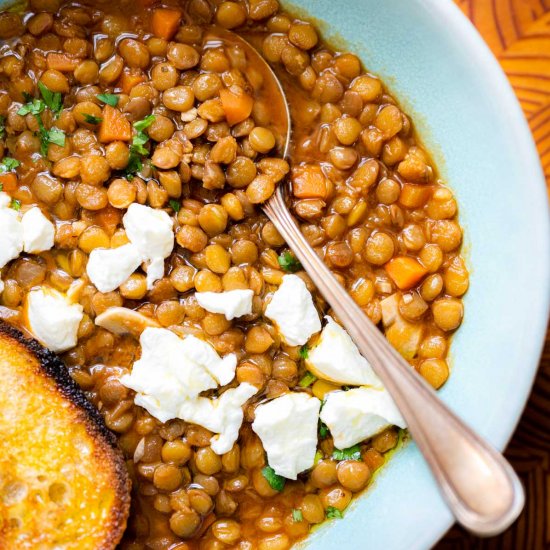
[282,0,550,548]
[1,0,548,547]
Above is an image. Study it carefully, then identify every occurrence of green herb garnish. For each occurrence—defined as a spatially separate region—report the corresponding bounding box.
[319,421,329,439]
[126,115,156,179]
[299,344,309,359]
[326,506,343,519]
[17,95,65,156]
[292,509,303,522]
[332,444,362,461]
[133,114,155,132]
[0,158,20,173]
[46,127,65,148]
[37,126,65,156]
[10,198,21,211]
[17,98,45,117]
[96,93,119,107]
[261,465,285,492]
[38,82,63,117]
[83,113,102,124]
[299,371,317,388]
[170,199,181,213]
[278,251,302,273]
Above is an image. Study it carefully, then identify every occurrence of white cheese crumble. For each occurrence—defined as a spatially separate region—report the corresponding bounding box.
[123,203,174,289]
[307,316,382,387]
[264,274,321,346]
[195,289,254,320]
[179,334,238,386]
[179,383,258,454]
[21,207,55,254]
[26,287,84,353]
[252,392,321,479]
[87,204,175,292]
[86,243,142,293]
[0,191,11,209]
[0,195,55,268]
[120,327,237,423]
[320,387,407,450]
[0,198,23,269]
[0,279,4,294]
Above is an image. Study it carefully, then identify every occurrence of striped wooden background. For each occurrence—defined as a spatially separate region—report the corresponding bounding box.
[438,1,550,548]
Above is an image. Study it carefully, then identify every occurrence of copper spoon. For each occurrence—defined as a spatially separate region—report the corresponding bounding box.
[205,28,524,536]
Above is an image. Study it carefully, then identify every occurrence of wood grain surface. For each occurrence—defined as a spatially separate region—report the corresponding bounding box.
[438,1,550,548]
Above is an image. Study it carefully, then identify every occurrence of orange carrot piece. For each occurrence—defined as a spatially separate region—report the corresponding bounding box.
[92,205,122,234]
[119,70,146,95]
[46,52,79,72]
[399,183,432,208]
[151,8,182,40]
[292,164,329,200]
[385,257,428,290]
[99,105,132,143]
[219,87,254,126]
[0,172,18,192]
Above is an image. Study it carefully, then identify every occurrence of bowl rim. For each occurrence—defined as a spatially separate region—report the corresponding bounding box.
[425,0,550,450]
[287,0,549,547]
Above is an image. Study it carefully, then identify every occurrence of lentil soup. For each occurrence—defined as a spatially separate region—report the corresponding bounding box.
[0,0,468,548]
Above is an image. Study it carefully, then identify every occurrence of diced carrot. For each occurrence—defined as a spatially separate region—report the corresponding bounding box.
[385,257,428,290]
[219,87,254,126]
[46,52,79,72]
[99,105,132,143]
[92,205,122,234]
[119,70,146,95]
[292,164,329,200]
[151,8,182,40]
[0,172,18,192]
[399,183,432,208]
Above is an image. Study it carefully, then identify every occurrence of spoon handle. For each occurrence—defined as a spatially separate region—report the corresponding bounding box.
[264,187,524,536]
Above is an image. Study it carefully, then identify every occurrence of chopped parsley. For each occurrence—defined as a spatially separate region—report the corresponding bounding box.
[299,344,309,359]
[126,115,156,179]
[0,158,20,173]
[261,465,285,492]
[0,115,5,139]
[326,506,343,519]
[170,199,181,213]
[46,127,66,148]
[332,444,362,461]
[298,371,317,388]
[17,95,65,156]
[318,421,329,439]
[83,113,102,124]
[292,509,303,522]
[96,93,119,107]
[38,82,63,117]
[278,251,302,273]
[10,198,21,211]
[17,98,45,117]
[133,114,156,132]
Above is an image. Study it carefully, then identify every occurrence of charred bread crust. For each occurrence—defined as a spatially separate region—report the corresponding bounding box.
[0,321,131,549]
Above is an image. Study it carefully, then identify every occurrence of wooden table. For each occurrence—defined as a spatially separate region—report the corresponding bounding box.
[438,1,550,548]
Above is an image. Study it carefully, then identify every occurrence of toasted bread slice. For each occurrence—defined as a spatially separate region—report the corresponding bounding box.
[0,322,130,549]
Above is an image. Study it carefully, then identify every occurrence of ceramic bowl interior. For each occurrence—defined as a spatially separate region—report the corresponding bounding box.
[0,0,548,547]
[283,0,550,548]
